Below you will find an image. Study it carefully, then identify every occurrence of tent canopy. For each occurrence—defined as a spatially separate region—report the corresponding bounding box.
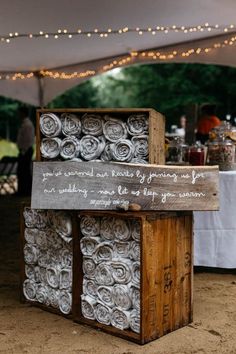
[1,0,236,106]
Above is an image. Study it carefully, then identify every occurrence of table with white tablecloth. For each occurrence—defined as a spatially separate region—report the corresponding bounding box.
[194,171,236,268]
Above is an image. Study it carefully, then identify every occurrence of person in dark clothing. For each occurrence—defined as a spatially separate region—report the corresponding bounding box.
[16,106,35,196]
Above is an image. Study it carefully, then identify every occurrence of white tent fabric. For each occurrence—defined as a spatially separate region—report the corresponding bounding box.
[1,0,236,105]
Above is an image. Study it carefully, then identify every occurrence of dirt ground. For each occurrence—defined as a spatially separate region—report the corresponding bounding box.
[1,196,236,354]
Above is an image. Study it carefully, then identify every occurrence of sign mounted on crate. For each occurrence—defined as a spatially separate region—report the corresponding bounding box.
[31,161,219,211]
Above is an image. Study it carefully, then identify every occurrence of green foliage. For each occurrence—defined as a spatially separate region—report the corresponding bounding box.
[0,139,18,159]
[50,63,236,129]
[48,80,98,108]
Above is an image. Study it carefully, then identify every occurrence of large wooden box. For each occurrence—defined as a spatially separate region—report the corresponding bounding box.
[36,108,165,165]
[73,210,193,345]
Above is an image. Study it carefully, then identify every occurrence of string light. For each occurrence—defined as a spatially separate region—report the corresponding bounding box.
[0,23,236,43]
[39,69,96,79]
[1,32,236,81]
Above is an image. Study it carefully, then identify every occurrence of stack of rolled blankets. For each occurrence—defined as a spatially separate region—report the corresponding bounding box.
[80,215,140,333]
[40,112,149,164]
[22,208,73,315]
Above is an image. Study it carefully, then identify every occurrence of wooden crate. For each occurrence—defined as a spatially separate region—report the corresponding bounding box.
[19,204,75,318]
[73,210,193,345]
[36,108,165,165]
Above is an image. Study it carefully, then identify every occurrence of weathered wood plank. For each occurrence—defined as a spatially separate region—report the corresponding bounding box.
[31,161,219,211]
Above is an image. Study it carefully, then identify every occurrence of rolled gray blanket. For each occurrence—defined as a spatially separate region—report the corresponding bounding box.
[113,218,131,241]
[94,302,112,325]
[129,241,140,261]
[100,143,113,161]
[48,288,60,309]
[40,113,62,137]
[60,136,80,160]
[25,264,37,281]
[81,113,103,136]
[127,114,149,136]
[100,217,115,241]
[59,269,72,290]
[81,294,96,320]
[130,219,141,242]
[110,308,130,330]
[83,278,98,299]
[23,279,37,301]
[34,230,48,250]
[93,242,114,263]
[110,139,135,162]
[113,284,132,310]
[24,228,37,244]
[46,266,60,289]
[80,135,105,160]
[97,285,115,307]
[83,257,96,279]
[24,244,39,265]
[132,262,140,287]
[38,267,47,284]
[80,236,101,256]
[103,117,128,142]
[36,284,50,305]
[131,285,140,311]
[38,250,49,268]
[94,262,114,286]
[61,113,81,136]
[24,209,48,229]
[58,290,72,314]
[59,248,73,268]
[114,241,130,259]
[80,215,100,237]
[110,261,132,284]
[40,137,61,159]
[130,309,140,333]
[35,210,48,229]
[48,210,72,243]
[23,208,38,228]
[46,229,64,250]
[131,135,149,159]
[33,266,41,283]
[130,157,148,164]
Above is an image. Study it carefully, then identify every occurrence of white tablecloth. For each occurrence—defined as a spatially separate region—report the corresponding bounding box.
[194,171,236,268]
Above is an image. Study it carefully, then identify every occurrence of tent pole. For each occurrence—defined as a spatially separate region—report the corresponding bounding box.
[35,71,45,108]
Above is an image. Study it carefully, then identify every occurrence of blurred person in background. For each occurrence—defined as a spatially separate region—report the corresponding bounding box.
[176,115,187,139]
[16,106,35,196]
[196,104,221,144]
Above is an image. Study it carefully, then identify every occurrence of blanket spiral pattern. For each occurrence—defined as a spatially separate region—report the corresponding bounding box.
[22,208,73,315]
[80,214,140,333]
[39,112,149,163]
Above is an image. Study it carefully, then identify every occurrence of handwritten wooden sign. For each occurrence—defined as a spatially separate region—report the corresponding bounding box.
[31,161,219,211]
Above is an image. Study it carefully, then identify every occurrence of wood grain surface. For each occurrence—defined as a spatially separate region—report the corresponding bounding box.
[31,161,219,211]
